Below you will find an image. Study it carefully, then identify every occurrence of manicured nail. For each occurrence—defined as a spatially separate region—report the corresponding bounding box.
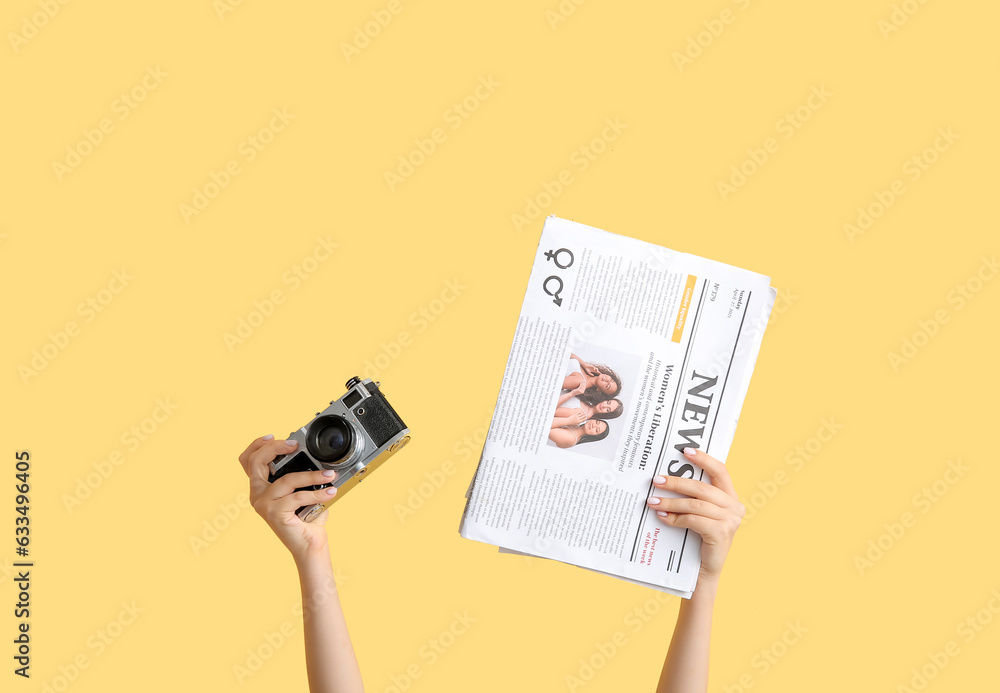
[657,511,668,518]
[285,439,298,447]
[653,475,666,484]
[647,497,660,506]
[322,470,336,477]
[325,487,337,495]
[262,433,274,440]
[683,447,697,457]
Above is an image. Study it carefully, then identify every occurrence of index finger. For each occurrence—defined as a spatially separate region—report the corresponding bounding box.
[682,447,738,500]
[246,438,300,484]
[238,435,274,476]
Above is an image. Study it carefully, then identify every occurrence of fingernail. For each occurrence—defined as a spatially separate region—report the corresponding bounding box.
[683,447,697,457]
[325,487,337,495]
[322,470,336,477]
[657,511,668,518]
[285,439,298,447]
[262,433,274,440]
[653,475,666,484]
[647,497,660,506]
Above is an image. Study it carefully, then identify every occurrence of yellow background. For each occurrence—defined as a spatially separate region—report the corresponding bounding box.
[3,0,998,691]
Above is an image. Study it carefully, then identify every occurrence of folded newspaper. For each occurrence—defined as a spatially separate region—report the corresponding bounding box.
[459,216,776,598]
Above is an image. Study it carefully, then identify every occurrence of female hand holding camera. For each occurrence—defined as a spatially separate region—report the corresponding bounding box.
[239,434,364,693]
[239,434,337,562]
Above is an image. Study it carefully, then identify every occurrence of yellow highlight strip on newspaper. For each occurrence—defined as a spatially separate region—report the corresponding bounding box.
[672,275,697,343]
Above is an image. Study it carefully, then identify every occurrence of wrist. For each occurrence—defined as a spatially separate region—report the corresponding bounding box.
[293,542,331,571]
[696,568,721,595]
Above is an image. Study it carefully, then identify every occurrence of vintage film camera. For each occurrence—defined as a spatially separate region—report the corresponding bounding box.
[268,377,411,521]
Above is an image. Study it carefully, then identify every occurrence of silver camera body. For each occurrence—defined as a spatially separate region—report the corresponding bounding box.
[268,377,411,522]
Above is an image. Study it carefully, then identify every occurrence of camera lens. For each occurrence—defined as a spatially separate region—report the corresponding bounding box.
[306,416,355,463]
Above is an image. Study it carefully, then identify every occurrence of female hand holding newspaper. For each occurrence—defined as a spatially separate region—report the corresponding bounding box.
[648,446,746,693]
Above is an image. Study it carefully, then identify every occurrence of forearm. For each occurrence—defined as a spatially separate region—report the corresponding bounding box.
[569,354,593,374]
[656,574,719,693]
[557,391,577,407]
[552,416,577,428]
[295,549,365,693]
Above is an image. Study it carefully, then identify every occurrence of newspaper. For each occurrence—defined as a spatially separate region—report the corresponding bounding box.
[459,216,776,597]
